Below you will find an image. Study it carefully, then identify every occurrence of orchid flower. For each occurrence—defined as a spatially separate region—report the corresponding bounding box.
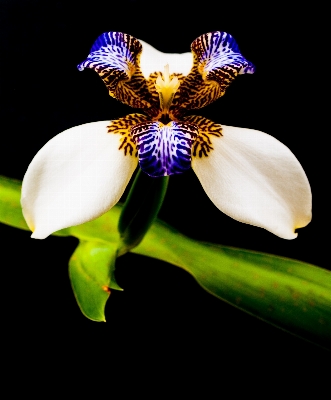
[21,31,311,240]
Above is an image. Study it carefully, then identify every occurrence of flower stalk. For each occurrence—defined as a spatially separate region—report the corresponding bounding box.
[117,169,169,256]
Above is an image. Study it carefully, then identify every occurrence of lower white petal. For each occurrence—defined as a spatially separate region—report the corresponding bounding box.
[192,125,312,239]
[139,40,193,79]
[21,121,138,239]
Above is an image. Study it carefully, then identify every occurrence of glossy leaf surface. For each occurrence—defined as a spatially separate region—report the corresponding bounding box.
[133,222,331,347]
[1,175,330,346]
[69,240,121,321]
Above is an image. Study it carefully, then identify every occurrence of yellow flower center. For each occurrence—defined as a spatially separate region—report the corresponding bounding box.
[155,64,180,116]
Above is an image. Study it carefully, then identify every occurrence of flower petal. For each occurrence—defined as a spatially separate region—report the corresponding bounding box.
[192,31,255,80]
[21,121,138,239]
[78,32,155,112]
[139,40,193,79]
[191,125,312,239]
[172,32,255,117]
[77,32,141,92]
[131,121,198,177]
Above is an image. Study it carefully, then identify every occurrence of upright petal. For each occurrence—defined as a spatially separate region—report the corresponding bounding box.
[173,32,255,117]
[77,32,142,92]
[78,32,155,112]
[191,125,312,239]
[139,40,193,79]
[21,121,138,239]
[192,31,255,80]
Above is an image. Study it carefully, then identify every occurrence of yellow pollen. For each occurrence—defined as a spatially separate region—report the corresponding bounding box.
[155,64,180,115]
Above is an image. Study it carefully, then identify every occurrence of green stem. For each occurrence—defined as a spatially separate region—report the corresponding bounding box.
[117,169,169,256]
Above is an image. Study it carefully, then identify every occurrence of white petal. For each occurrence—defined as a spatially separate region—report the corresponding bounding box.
[139,40,193,79]
[21,121,138,239]
[191,125,312,239]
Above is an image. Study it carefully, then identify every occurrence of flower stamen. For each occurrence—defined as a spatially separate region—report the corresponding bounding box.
[155,64,180,116]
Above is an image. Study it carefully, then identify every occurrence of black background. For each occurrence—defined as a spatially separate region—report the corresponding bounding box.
[0,0,329,391]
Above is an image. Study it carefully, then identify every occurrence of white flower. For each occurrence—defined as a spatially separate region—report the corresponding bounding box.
[21,31,311,240]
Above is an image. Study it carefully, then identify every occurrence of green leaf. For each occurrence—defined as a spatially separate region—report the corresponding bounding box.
[69,240,122,322]
[0,175,71,236]
[0,176,30,231]
[1,174,331,346]
[65,208,120,243]
[133,221,331,348]
[0,175,117,239]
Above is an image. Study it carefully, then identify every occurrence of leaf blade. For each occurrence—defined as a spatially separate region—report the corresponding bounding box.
[69,240,122,322]
[133,221,331,347]
[1,174,330,346]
